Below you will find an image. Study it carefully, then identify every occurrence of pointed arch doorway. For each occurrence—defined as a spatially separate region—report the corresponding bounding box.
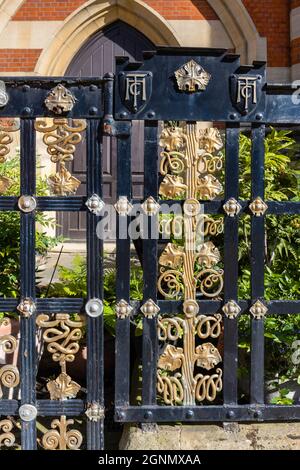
[59,21,154,239]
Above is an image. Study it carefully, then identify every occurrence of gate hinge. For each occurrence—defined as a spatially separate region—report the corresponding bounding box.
[103,117,131,137]
[85,402,105,422]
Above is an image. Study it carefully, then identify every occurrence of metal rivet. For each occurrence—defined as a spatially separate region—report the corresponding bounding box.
[256,113,263,120]
[120,111,128,119]
[229,113,237,120]
[18,195,37,213]
[19,404,37,422]
[117,411,125,420]
[147,111,155,118]
[22,85,30,92]
[89,85,97,92]
[226,410,235,419]
[186,410,194,419]
[89,107,98,115]
[85,298,103,318]
[86,194,105,216]
[253,410,262,419]
[22,107,32,115]
[144,411,153,420]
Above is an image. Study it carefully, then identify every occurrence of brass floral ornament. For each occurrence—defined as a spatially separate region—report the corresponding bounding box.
[141,299,160,319]
[249,197,268,217]
[116,299,133,319]
[85,402,105,422]
[114,196,133,216]
[42,416,82,450]
[222,300,241,320]
[0,318,20,398]
[0,419,15,448]
[223,198,242,217]
[175,60,211,92]
[17,297,36,317]
[157,124,224,406]
[250,300,268,320]
[35,118,86,195]
[45,84,76,114]
[142,196,160,216]
[36,314,84,400]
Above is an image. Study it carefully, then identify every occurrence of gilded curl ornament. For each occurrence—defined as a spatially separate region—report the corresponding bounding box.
[36,314,84,400]
[0,318,20,398]
[157,124,224,406]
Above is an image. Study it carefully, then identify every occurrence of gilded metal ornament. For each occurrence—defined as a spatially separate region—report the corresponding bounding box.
[114,196,133,216]
[174,60,211,92]
[45,84,76,114]
[142,196,160,216]
[19,404,37,422]
[42,416,82,450]
[250,300,268,320]
[157,125,224,406]
[35,118,86,196]
[0,118,20,163]
[85,402,105,422]
[17,297,36,317]
[36,314,84,400]
[223,198,242,217]
[116,299,133,319]
[0,419,15,448]
[18,195,37,213]
[141,299,160,319]
[249,197,268,216]
[0,175,12,194]
[222,300,241,320]
[86,194,105,216]
[0,319,20,398]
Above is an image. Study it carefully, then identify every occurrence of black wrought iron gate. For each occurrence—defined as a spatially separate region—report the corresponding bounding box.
[0,48,299,451]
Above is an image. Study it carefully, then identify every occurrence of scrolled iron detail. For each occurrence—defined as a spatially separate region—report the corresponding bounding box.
[0,320,20,398]
[0,118,19,163]
[0,419,15,448]
[157,124,224,406]
[36,314,84,400]
[42,416,82,450]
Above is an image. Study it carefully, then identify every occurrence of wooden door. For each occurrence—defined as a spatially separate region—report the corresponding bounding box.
[59,21,153,239]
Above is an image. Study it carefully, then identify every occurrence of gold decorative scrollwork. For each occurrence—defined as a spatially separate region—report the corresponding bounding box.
[0,419,16,448]
[157,124,224,406]
[0,318,20,398]
[42,416,82,450]
[35,118,86,195]
[36,314,84,400]
[0,119,20,163]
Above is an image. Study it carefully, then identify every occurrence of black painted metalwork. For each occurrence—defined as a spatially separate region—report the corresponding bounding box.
[114,48,300,426]
[0,47,300,452]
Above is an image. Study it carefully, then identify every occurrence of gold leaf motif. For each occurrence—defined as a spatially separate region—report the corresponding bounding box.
[196,242,221,268]
[42,416,82,450]
[47,165,81,196]
[174,60,211,92]
[158,344,183,372]
[197,174,223,200]
[159,174,187,198]
[47,372,81,401]
[195,343,222,371]
[159,243,185,269]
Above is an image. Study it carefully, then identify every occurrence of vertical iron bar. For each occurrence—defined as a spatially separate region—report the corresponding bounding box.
[223,123,240,405]
[250,124,266,404]
[115,123,132,409]
[142,121,158,406]
[20,118,36,449]
[86,119,104,450]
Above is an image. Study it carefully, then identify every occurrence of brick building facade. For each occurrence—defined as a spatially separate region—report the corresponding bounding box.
[0,0,298,82]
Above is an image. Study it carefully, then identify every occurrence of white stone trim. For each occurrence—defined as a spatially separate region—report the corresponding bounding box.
[168,20,233,48]
[267,67,291,83]
[0,21,62,48]
[291,6,300,41]
[207,0,267,63]
[0,0,25,35]
[292,63,300,81]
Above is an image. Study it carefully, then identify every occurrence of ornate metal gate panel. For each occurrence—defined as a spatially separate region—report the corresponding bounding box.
[113,49,300,424]
[0,78,105,449]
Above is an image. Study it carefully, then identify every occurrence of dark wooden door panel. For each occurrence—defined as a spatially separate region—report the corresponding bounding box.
[62,21,153,239]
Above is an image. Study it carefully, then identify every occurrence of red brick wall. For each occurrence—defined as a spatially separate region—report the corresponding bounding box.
[13,0,86,21]
[0,49,42,72]
[144,0,218,20]
[242,0,290,67]
[291,0,300,9]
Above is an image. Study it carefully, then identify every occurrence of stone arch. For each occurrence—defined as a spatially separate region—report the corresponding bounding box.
[35,0,181,75]
[207,0,266,63]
